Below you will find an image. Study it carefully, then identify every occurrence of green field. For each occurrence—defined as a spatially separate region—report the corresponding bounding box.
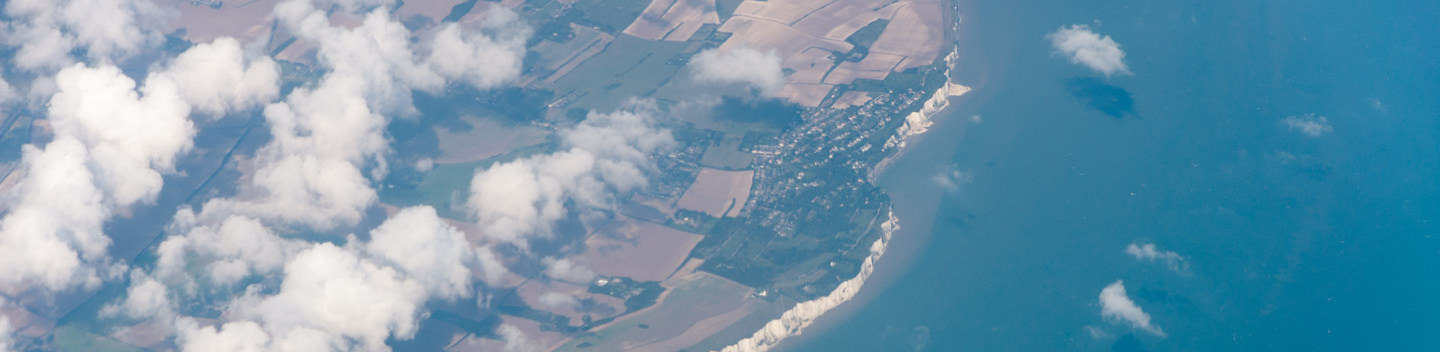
[54,325,145,352]
[700,133,753,170]
[547,35,697,112]
[553,274,757,352]
[379,142,557,219]
[570,0,653,33]
[529,24,607,72]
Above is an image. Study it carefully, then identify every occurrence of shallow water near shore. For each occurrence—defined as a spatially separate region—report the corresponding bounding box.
[791,0,1440,351]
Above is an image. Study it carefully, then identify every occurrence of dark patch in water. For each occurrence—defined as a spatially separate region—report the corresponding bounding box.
[1111,333,1148,352]
[1065,77,1135,118]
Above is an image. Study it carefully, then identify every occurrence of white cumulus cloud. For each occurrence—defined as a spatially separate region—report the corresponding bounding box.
[175,319,270,352]
[1281,113,1332,137]
[1049,24,1131,76]
[0,298,14,352]
[0,316,12,352]
[0,139,111,292]
[101,271,173,321]
[0,36,283,293]
[163,215,480,351]
[185,0,530,230]
[3,0,170,70]
[497,323,539,352]
[426,10,530,90]
[156,212,300,291]
[467,100,673,246]
[542,257,595,284]
[1125,243,1189,273]
[1099,280,1164,337]
[153,37,281,116]
[365,206,477,300]
[119,3,534,349]
[689,46,785,96]
[231,242,429,351]
[48,63,195,207]
[932,167,973,192]
[0,1,540,350]
[537,291,577,310]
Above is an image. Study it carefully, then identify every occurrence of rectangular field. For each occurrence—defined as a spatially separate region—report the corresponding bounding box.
[572,216,706,282]
[675,168,754,217]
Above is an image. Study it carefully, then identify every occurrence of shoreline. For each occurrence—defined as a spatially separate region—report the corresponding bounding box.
[714,48,971,352]
[771,100,974,351]
[717,208,900,352]
[871,49,970,183]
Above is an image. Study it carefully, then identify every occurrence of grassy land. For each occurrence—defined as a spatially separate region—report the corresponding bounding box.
[379,141,557,219]
[571,0,653,33]
[441,0,478,22]
[699,133,753,170]
[547,35,695,112]
[554,274,753,352]
[716,0,744,22]
[529,24,606,71]
[54,325,145,352]
[845,19,890,48]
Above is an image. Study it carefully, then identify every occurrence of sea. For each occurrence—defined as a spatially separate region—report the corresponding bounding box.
[789,0,1440,351]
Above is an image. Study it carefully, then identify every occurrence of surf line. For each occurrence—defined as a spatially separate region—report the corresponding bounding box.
[718,48,968,352]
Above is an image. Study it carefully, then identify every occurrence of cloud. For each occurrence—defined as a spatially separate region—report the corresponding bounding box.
[101,271,173,321]
[537,291,578,310]
[1125,243,1189,273]
[1049,25,1130,76]
[542,257,595,284]
[932,167,973,192]
[1084,325,1111,340]
[175,319,270,352]
[185,0,531,230]
[1099,280,1164,337]
[426,10,530,89]
[0,77,17,105]
[230,242,429,351]
[474,246,509,286]
[364,206,476,300]
[1281,113,1332,137]
[414,158,435,172]
[152,37,280,116]
[689,46,785,96]
[0,318,11,352]
[271,1,527,115]
[0,298,13,352]
[117,3,533,349]
[3,0,170,70]
[163,208,481,351]
[0,39,281,293]
[1368,98,1386,113]
[467,100,673,246]
[0,139,110,292]
[156,212,300,290]
[0,1,536,349]
[48,63,195,207]
[496,324,539,352]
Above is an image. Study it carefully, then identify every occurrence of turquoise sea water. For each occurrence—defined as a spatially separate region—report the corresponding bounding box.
[793,0,1440,351]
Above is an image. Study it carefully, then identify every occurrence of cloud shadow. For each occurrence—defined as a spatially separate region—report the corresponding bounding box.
[1064,77,1135,119]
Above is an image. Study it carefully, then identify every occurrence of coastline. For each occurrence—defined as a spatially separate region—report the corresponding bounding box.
[715,49,972,352]
[771,100,974,351]
[871,49,970,183]
[716,208,900,352]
